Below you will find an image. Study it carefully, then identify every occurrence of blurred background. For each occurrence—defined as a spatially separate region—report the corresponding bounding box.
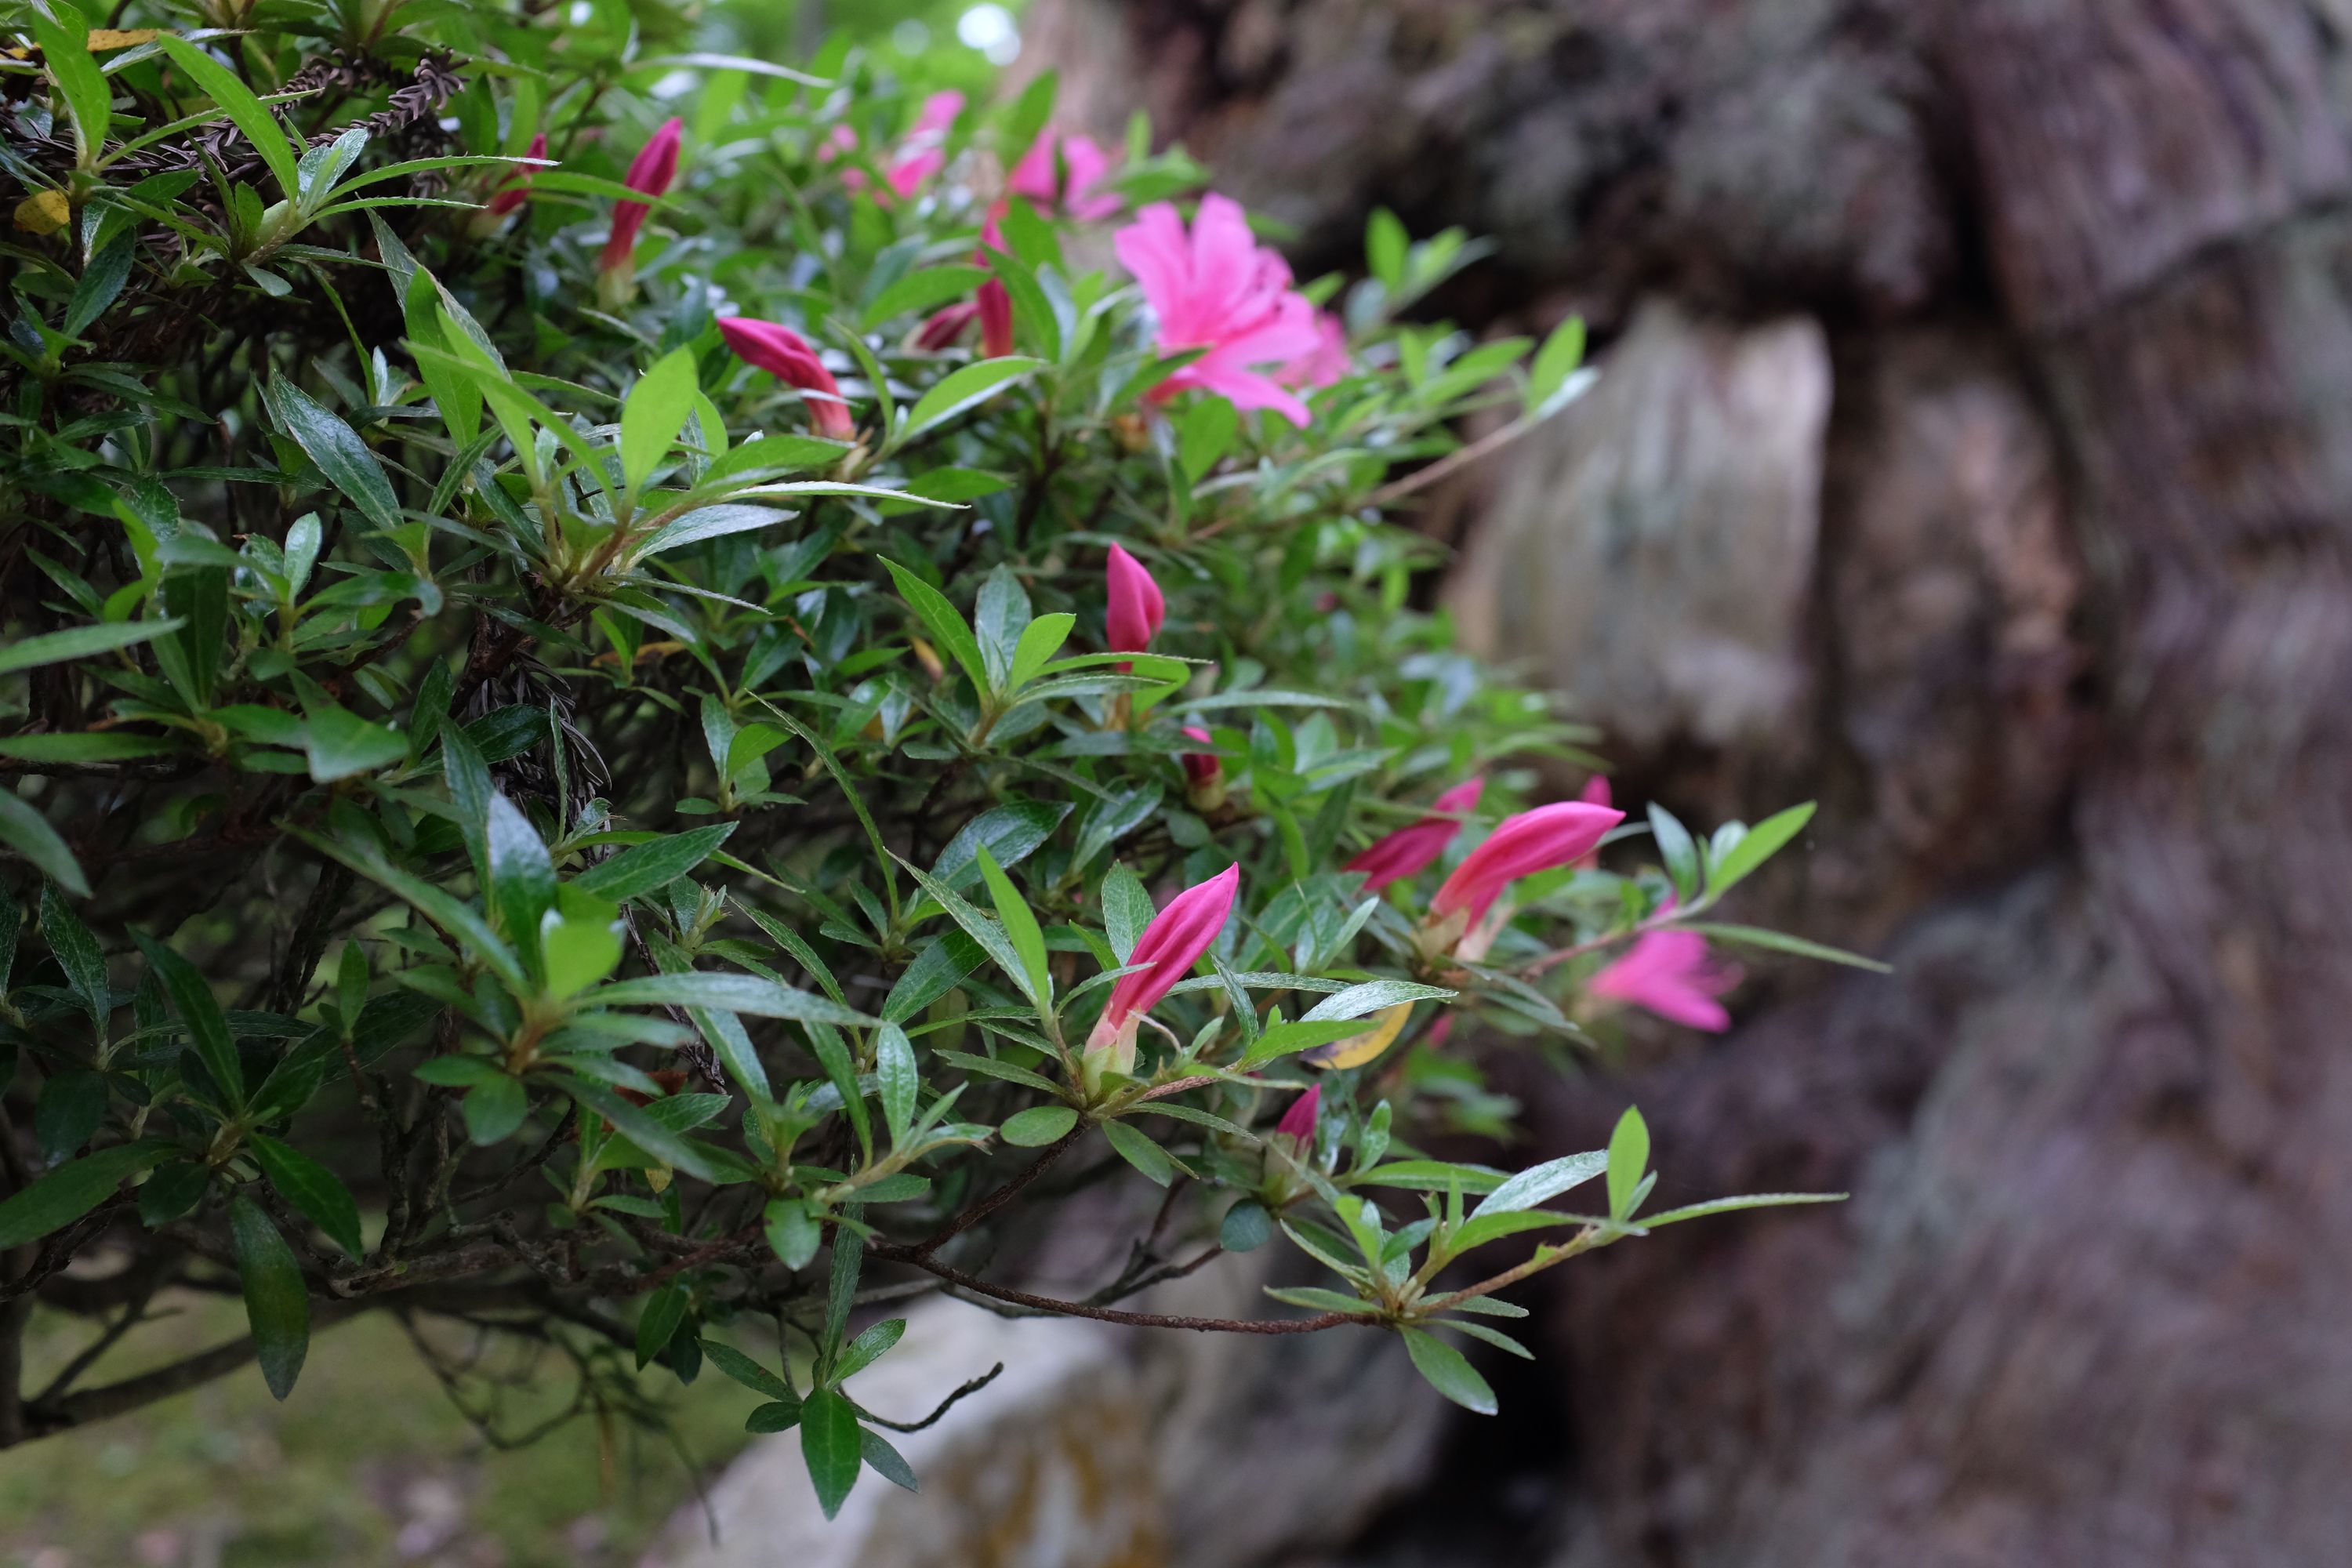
[16,0,2352,1564]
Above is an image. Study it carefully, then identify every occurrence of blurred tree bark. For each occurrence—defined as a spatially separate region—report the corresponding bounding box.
[1027,3,2352,1564]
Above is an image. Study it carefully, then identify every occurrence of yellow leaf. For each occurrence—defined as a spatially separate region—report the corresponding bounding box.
[87,28,164,48]
[14,188,70,234]
[1312,1002,1414,1071]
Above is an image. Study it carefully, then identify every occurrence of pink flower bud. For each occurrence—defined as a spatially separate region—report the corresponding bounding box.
[914,300,982,350]
[487,132,548,219]
[1180,727,1221,790]
[1431,801,1624,924]
[978,278,1016,359]
[717,317,855,441]
[1105,543,1166,655]
[1276,1082,1322,1144]
[601,118,683,274]
[1083,864,1240,1076]
[1589,928,1740,1033]
[1346,778,1484,892]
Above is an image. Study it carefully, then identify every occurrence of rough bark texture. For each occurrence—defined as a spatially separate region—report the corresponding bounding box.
[1026,2,2352,1563]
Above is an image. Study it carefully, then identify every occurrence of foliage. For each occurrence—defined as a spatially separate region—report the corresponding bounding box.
[0,0,1849,1510]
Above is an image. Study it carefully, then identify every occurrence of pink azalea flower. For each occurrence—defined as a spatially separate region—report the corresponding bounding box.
[1007,130,1123,221]
[601,118,682,274]
[486,132,549,219]
[1105,543,1166,655]
[1431,801,1625,924]
[1589,928,1740,1033]
[1083,864,1241,1077]
[717,318,855,441]
[886,90,964,198]
[1113,194,1327,426]
[1347,778,1485,892]
[1280,310,1350,390]
[1276,1081,1321,1144]
[1180,726,1221,790]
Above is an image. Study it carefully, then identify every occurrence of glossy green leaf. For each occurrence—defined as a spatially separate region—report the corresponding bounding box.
[228,1196,310,1401]
[248,1134,363,1258]
[799,1387,863,1519]
[1399,1327,1495,1415]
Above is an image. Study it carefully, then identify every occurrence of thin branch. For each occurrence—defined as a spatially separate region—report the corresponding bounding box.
[868,1241,1365,1336]
[908,1123,1087,1259]
[857,1360,1005,1432]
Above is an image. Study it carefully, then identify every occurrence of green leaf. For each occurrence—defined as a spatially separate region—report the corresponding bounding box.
[301,703,406,783]
[1472,1151,1607,1217]
[1700,800,1817,898]
[39,881,110,1037]
[593,971,874,1026]
[636,1283,691,1370]
[862,263,991,328]
[766,1196,823,1269]
[1236,1018,1376,1069]
[1526,314,1588,414]
[486,793,557,969]
[1000,1105,1077,1147]
[1301,979,1455,1022]
[1098,862,1153,964]
[1007,613,1075,692]
[0,618,182,677]
[264,376,402,532]
[540,887,622,999]
[0,731,172,764]
[703,1339,797,1402]
[891,856,1044,1014]
[1637,1191,1848,1228]
[227,1195,310,1401]
[1399,1327,1496,1415]
[247,1134,363,1258]
[1606,1106,1650,1221]
[132,931,242,1109]
[0,1139,175,1249]
[930,800,1069,891]
[973,845,1050,1008]
[1101,1118,1175,1186]
[834,1316,905,1382]
[32,3,112,165]
[879,557,990,695]
[1179,394,1238,485]
[874,1022,917,1149]
[65,226,138,339]
[155,37,303,201]
[1647,804,1700,901]
[461,1073,528,1145]
[1367,208,1409,290]
[799,1387,863,1519]
[1682,922,1892,973]
[898,358,1046,445]
[746,1400,803,1433]
[1220,1198,1272,1252]
[860,1426,920,1493]
[621,347,699,493]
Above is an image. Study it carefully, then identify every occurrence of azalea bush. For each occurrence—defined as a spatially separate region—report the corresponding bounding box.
[0,0,1863,1512]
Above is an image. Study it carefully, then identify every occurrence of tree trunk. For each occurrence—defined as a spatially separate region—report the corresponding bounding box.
[1027,2,2352,1563]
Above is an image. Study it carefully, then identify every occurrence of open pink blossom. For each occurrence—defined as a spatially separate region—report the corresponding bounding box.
[1008,130,1123,221]
[717,318,855,440]
[601,118,682,273]
[885,90,964,197]
[1113,194,1326,426]
[1431,801,1624,924]
[1280,310,1350,390]
[486,132,549,219]
[1105,543,1166,656]
[1276,1082,1322,1144]
[1589,928,1740,1032]
[1348,778,1484,892]
[1084,864,1241,1078]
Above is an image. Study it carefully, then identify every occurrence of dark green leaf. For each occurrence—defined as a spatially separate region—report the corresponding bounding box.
[248,1134,364,1257]
[799,1388,863,1519]
[132,932,241,1109]
[636,1283,690,1369]
[228,1195,310,1401]
[264,376,402,532]
[1000,1105,1077,1147]
[1399,1327,1496,1415]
